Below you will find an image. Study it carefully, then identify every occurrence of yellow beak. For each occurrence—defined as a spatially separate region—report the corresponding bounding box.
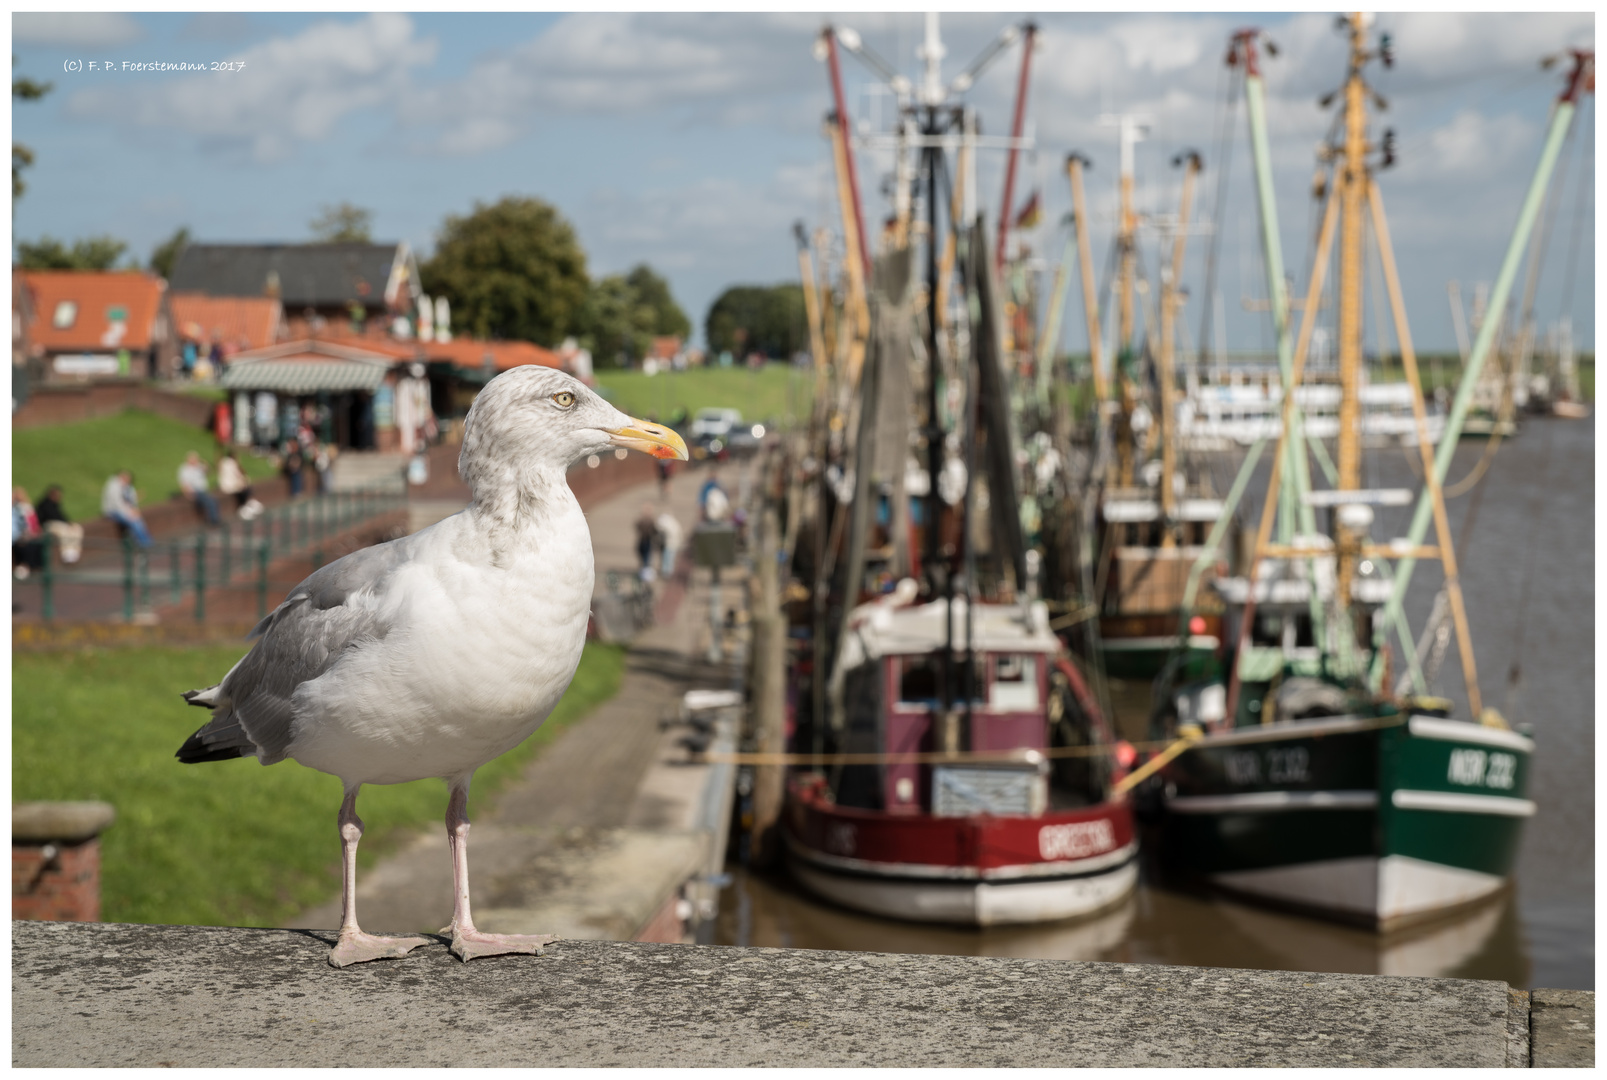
[605,418,688,461]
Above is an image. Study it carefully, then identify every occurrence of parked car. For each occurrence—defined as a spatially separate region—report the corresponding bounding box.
[690,407,743,450]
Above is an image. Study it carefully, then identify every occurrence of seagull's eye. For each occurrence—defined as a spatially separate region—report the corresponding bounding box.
[551,391,576,408]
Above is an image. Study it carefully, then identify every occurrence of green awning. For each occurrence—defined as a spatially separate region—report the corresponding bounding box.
[222,359,389,395]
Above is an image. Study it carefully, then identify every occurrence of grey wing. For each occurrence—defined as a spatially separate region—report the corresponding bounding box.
[177,537,416,766]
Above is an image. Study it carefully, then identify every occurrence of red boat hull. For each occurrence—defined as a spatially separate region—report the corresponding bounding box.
[783,776,1138,926]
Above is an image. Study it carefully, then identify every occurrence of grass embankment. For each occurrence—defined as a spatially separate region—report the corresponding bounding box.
[595,363,814,430]
[12,641,627,927]
[1373,354,1595,401]
[13,409,281,523]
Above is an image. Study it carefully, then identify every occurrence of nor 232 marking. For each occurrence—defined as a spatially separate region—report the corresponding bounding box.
[1447,747,1517,790]
[1223,746,1310,787]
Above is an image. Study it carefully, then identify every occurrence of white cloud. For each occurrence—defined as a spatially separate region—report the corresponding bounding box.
[405,13,826,155]
[1377,11,1595,90]
[1418,109,1535,175]
[14,12,143,49]
[63,13,436,163]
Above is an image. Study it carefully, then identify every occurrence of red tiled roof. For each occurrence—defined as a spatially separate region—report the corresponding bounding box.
[420,338,562,372]
[225,330,561,372]
[170,293,282,350]
[17,270,165,351]
[305,332,417,359]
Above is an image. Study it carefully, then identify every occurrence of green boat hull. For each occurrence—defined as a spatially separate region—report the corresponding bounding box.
[1099,639,1217,681]
[1155,714,1533,929]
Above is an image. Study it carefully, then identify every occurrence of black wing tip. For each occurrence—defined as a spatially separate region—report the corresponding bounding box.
[175,729,247,764]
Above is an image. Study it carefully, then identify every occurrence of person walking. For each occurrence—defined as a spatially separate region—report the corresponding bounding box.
[700,471,730,523]
[178,451,222,527]
[655,506,683,582]
[101,470,152,548]
[634,502,660,582]
[35,484,84,564]
[217,450,263,520]
[281,440,306,498]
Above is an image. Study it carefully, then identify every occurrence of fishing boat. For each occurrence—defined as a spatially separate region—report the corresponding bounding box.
[775,15,1136,927]
[1051,120,1229,683]
[784,592,1137,925]
[1133,20,1583,929]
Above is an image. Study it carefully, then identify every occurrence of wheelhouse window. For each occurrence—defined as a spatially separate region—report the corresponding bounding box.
[989,655,1039,710]
[897,655,984,706]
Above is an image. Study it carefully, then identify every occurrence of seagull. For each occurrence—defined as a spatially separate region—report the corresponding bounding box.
[175,367,687,968]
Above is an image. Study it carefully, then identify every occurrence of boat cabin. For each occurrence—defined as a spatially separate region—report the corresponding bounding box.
[828,595,1106,818]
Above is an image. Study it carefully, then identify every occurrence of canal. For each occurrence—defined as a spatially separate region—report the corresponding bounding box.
[714,414,1594,991]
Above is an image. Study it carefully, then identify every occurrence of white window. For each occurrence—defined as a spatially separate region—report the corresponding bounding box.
[990,655,1039,711]
[52,301,77,329]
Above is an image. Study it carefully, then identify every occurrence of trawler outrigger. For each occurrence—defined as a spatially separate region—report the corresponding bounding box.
[1134,20,1585,929]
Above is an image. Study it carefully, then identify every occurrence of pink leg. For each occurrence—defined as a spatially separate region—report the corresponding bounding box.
[443,777,558,962]
[328,786,429,968]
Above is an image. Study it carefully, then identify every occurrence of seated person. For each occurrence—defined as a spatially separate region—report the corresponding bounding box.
[12,487,44,579]
[177,451,221,527]
[101,470,153,548]
[35,484,83,564]
[216,451,263,520]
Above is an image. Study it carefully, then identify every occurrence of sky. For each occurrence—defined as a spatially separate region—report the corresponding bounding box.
[10,10,1597,355]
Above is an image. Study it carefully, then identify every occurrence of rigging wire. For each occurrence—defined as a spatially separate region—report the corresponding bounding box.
[1440,98,1582,499]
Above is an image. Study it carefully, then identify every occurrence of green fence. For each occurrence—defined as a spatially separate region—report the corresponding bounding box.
[28,488,409,624]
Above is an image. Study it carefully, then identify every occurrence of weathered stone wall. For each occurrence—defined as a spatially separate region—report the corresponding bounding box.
[11,921,1591,1067]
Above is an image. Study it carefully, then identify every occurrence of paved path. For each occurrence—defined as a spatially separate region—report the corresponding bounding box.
[289,457,751,942]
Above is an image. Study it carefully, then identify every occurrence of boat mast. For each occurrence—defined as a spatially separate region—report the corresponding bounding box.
[995,22,1038,271]
[1230,30,1314,545]
[1065,153,1107,403]
[1101,113,1148,492]
[1159,151,1202,547]
[1371,47,1595,692]
[1333,11,1370,612]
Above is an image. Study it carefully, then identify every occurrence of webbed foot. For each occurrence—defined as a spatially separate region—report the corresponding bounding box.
[329,930,430,968]
[449,928,559,962]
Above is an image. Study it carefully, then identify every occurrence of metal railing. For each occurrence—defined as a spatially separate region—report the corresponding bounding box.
[26,487,408,624]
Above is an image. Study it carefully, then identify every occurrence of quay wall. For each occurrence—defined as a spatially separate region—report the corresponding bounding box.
[12,921,1591,1067]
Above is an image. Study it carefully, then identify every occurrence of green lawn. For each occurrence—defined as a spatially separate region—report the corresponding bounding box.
[12,409,280,523]
[595,363,814,430]
[12,640,626,927]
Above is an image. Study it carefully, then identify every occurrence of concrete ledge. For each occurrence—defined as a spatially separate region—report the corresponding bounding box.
[12,921,1587,1067]
[12,802,116,843]
[1532,988,1595,1067]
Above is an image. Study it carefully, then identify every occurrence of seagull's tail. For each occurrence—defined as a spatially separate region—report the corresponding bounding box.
[176,685,256,764]
[182,684,221,709]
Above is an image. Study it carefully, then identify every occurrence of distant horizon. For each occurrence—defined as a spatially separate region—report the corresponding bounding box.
[11,12,1595,353]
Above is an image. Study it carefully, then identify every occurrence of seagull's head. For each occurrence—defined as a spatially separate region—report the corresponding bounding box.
[459,366,687,500]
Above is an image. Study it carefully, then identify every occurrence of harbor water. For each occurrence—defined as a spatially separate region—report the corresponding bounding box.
[714,415,1594,990]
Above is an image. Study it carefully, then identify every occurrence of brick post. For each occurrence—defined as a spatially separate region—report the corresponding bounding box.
[12,802,116,923]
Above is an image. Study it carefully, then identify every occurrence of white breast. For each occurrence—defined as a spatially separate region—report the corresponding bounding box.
[287,494,596,786]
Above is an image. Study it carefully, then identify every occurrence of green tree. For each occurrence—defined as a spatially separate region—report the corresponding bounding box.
[149,226,190,281]
[705,284,806,359]
[624,264,692,340]
[420,196,589,346]
[581,263,691,367]
[17,235,130,270]
[309,202,373,243]
[13,59,51,201]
